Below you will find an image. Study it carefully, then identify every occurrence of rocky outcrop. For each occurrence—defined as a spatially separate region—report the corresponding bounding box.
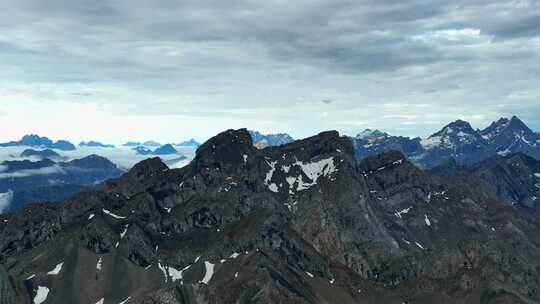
[1,129,540,303]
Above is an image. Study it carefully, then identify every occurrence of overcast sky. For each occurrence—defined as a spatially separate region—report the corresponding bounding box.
[0,0,539,144]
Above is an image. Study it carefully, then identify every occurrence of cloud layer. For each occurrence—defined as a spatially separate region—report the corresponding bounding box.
[0,0,539,142]
[0,190,13,213]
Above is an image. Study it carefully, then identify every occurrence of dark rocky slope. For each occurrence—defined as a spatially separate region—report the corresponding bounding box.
[1,129,540,304]
[431,153,540,213]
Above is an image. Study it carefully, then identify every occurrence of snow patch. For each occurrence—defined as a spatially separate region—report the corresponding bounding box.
[306,271,314,278]
[120,224,129,239]
[415,242,425,249]
[421,136,442,149]
[286,157,338,193]
[158,262,168,282]
[424,214,431,226]
[47,262,63,275]
[497,149,511,156]
[33,286,50,304]
[534,173,540,178]
[118,296,131,304]
[394,207,412,219]
[168,264,192,282]
[264,161,279,192]
[200,261,215,284]
[88,213,95,220]
[102,208,126,219]
[229,252,240,259]
[96,258,103,271]
[94,299,104,304]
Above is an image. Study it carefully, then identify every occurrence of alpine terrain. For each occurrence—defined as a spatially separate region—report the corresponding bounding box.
[1,129,539,304]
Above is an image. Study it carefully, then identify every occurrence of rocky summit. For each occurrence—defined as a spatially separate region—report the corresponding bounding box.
[1,129,540,304]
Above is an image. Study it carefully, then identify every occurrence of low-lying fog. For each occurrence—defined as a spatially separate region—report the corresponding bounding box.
[0,145,197,171]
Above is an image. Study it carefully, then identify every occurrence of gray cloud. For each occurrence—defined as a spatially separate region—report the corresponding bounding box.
[0,0,539,140]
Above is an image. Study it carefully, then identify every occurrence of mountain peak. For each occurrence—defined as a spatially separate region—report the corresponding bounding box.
[249,130,294,148]
[194,128,254,171]
[441,119,475,133]
[66,154,117,170]
[175,138,201,147]
[355,129,387,139]
[480,116,537,155]
[127,157,168,179]
[0,134,76,151]
[422,119,485,151]
[152,144,178,155]
[508,115,532,132]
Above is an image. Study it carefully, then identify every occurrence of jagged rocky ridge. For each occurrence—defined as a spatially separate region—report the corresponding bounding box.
[0,129,540,303]
[352,116,540,169]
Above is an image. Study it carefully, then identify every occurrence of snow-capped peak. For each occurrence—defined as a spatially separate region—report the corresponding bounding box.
[355,129,387,140]
[421,120,483,150]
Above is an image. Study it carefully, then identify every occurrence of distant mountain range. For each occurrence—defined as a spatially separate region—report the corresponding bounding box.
[0,153,124,213]
[249,130,294,148]
[175,139,201,147]
[0,134,76,151]
[132,144,179,156]
[79,141,115,148]
[123,140,162,147]
[125,139,201,148]
[352,116,540,168]
[20,148,61,160]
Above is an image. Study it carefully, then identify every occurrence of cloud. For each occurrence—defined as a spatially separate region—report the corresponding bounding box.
[0,0,539,139]
[0,165,65,179]
[0,190,13,213]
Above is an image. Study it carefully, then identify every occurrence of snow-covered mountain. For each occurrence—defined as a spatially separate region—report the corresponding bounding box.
[351,116,540,168]
[480,116,540,159]
[351,129,423,161]
[249,130,294,148]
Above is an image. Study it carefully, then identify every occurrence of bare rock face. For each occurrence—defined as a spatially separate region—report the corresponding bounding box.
[1,128,540,304]
[0,265,20,304]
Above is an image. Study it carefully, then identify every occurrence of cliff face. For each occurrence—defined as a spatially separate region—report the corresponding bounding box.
[1,129,540,304]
